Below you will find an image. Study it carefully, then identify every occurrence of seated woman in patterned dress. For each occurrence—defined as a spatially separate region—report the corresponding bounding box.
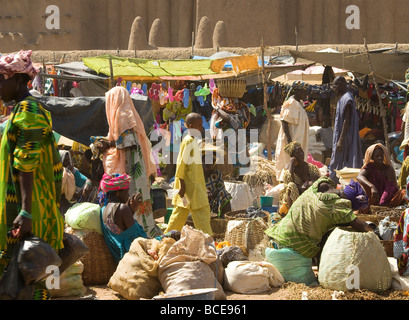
[279,141,320,216]
[99,173,148,263]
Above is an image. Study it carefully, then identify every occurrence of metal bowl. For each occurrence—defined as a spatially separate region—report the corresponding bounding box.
[152,288,218,300]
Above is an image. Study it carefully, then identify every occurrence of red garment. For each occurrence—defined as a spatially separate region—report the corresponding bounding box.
[362,162,400,206]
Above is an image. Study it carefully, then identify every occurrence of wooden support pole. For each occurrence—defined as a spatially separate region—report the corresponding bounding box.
[363,38,389,151]
[261,39,273,161]
[109,56,114,89]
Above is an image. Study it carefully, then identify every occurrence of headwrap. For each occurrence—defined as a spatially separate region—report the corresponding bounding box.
[343,179,369,210]
[0,50,38,80]
[285,81,310,100]
[98,173,131,206]
[99,173,131,193]
[284,141,302,156]
[362,143,393,169]
[104,86,156,178]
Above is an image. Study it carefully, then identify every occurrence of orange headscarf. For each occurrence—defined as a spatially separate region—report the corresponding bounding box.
[103,86,156,179]
[362,143,393,169]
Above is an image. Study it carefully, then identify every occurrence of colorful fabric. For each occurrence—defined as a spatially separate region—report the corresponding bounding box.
[361,143,403,206]
[362,162,404,206]
[0,50,38,80]
[205,170,232,216]
[399,157,409,189]
[284,141,302,156]
[99,173,131,193]
[275,96,310,181]
[165,205,213,236]
[116,130,160,238]
[394,208,409,276]
[279,163,320,206]
[343,179,369,210]
[100,205,147,263]
[329,91,362,183]
[0,96,64,251]
[104,86,156,179]
[172,134,209,210]
[162,100,192,122]
[265,177,356,258]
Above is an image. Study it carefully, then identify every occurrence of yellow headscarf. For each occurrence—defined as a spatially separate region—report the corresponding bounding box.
[284,141,302,156]
[363,143,393,168]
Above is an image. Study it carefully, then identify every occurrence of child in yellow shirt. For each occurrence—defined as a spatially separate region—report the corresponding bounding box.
[165,113,213,235]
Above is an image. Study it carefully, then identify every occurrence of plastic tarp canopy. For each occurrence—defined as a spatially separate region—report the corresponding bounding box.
[36,94,153,146]
[82,55,218,80]
[290,50,409,81]
[82,54,265,81]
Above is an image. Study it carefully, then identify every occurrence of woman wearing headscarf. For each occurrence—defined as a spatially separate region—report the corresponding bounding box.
[279,141,320,216]
[275,81,310,181]
[0,50,64,299]
[95,86,161,238]
[357,143,406,208]
[98,173,147,263]
[265,176,371,285]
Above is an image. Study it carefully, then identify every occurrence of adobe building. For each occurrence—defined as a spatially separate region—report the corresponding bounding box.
[0,0,408,53]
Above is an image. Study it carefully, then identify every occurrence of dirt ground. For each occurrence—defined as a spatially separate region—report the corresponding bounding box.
[57,282,409,301]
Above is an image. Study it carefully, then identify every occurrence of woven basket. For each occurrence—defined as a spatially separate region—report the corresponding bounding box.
[380,240,394,257]
[370,205,404,222]
[225,210,269,223]
[357,213,401,226]
[76,230,118,285]
[185,215,228,241]
[224,218,268,255]
[217,79,247,98]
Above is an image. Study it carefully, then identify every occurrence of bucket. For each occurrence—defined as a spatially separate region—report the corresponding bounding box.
[260,196,273,207]
[151,188,167,219]
[165,208,173,224]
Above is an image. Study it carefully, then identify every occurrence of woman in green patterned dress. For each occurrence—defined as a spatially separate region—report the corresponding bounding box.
[0,50,65,299]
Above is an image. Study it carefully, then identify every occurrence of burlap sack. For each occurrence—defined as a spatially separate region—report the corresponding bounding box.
[223,260,284,294]
[158,225,226,300]
[158,260,226,300]
[159,225,217,268]
[108,238,162,300]
[318,227,392,292]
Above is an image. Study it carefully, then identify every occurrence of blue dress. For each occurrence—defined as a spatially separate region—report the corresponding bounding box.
[100,204,148,263]
[329,91,363,183]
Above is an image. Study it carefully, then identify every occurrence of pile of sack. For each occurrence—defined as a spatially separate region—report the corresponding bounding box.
[107,225,285,299]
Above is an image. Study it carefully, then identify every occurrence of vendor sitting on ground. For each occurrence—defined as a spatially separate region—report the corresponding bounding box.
[265,176,372,283]
[357,143,406,210]
[99,173,148,263]
[279,141,320,216]
[202,150,232,218]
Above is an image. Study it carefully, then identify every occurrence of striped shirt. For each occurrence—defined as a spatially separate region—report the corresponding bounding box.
[265,177,356,258]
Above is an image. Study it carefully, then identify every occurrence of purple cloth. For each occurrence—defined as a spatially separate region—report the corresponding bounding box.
[343,179,368,210]
[329,91,363,183]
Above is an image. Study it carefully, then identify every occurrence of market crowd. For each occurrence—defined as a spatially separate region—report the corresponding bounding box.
[0,50,409,299]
